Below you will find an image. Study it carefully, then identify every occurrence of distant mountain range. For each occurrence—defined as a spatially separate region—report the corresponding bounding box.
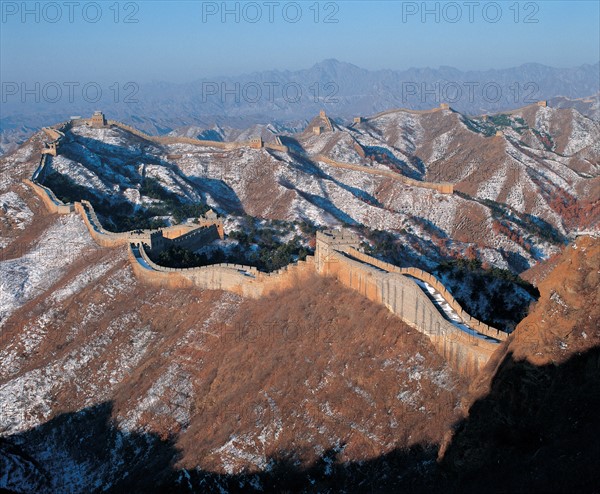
[1,60,599,155]
[6,102,598,275]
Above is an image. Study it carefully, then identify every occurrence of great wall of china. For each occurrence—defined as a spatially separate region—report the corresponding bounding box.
[23,112,509,376]
[316,155,454,194]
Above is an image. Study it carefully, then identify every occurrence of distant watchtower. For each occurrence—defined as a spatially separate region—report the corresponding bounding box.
[198,209,224,238]
[249,137,263,149]
[42,141,58,156]
[90,111,107,128]
[537,100,547,107]
[439,103,450,110]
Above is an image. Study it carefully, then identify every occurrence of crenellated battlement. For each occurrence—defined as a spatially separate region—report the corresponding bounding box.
[23,111,507,377]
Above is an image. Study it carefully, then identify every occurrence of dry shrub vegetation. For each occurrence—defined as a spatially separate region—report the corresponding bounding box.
[126,274,468,472]
[5,208,467,479]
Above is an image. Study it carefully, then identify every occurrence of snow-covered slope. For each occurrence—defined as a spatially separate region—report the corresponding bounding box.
[0,172,465,490]
[29,111,598,272]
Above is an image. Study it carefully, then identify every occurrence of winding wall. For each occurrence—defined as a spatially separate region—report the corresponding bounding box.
[129,242,315,298]
[42,116,455,196]
[73,200,217,250]
[343,248,506,341]
[107,121,259,151]
[314,231,502,373]
[22,114,508,377]
[24,177,74,214]
[316,155,454,194]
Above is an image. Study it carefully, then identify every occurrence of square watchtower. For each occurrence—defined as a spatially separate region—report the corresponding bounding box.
[315,229,360,273]
[90,111,107,128]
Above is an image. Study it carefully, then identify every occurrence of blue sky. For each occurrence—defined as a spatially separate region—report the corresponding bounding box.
[1,1,599,83]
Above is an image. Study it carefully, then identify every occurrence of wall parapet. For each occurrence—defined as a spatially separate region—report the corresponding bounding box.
[107,120,263,152]
[264,142,289,153]
[316,155,453,194]
[344,247,507,341]
[318,247,499,375]
[75,200,222,253]
[130,242,315,298]
[32,154,50,182]
[24,178,74,214]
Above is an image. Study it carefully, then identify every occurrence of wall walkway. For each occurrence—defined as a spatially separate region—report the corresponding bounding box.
[314,230,505,374]
[21,114,510,377]
[316,155,454,194]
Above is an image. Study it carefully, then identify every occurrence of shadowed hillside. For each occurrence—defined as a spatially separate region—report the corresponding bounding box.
[438,236,600,493]
[1,108,598,492]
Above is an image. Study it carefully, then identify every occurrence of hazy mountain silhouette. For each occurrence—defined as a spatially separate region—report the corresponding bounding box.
[2,60,598,150]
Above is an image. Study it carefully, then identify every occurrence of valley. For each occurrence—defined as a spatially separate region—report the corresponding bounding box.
[0,101,598,493]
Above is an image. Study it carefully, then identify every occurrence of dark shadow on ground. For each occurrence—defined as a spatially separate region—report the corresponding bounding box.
[0,401,437,493]
[2,349,598,493]
[439,346,600,494]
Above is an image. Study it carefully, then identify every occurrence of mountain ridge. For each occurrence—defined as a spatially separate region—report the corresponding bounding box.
[2,60,598,155]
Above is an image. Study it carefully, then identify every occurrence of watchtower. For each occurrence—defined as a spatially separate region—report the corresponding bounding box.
[353,116,364,124]
[198,209,224,238]
[249,137,263,149]
[42,141,58,156]
[440,103,450,110]
[537,100,547,107]
[315,229,360,274]
[90,111,107,128]
[148,230,167,253]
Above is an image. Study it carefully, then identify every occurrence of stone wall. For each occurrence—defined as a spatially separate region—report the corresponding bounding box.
[74,200,220,253]
[24,178,74,214]
[74,200,151,248]
[167,224,221,251]
[344,248,506,341]
[315,229,361,272]
[316,155,454,194]
[129,242,315,298]
[107,121,261,151]
[32,154,50,183]
[40,127,66,156]
[42,127,63,142]
[131,224,505,377]
[264,142,289,153]
[315,230,504,375]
